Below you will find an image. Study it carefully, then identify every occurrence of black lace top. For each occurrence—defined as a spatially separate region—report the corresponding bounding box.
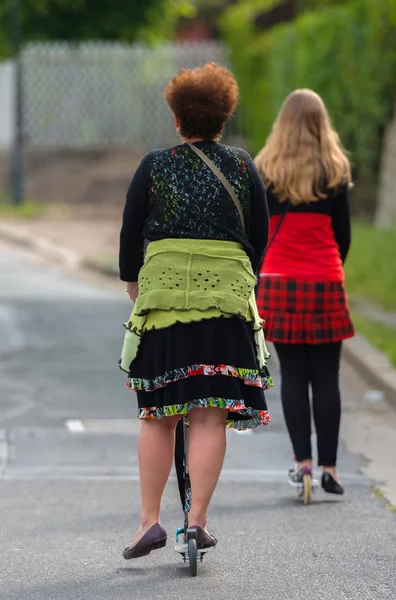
[119,141,269,281]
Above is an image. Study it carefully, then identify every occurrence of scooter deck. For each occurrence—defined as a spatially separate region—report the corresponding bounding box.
[175,542,209,558]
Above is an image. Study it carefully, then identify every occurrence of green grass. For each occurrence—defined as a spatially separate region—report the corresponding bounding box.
[352,311,396,368]
[0,196,43,219]
[370,484,396,513]
[345,222,396,311]
[346,222,396,367]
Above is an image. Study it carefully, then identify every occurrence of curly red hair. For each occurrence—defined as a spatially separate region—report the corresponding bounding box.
[164,63,239,140]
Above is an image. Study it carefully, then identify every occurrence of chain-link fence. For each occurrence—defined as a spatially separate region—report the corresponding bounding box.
[22,41,244,150]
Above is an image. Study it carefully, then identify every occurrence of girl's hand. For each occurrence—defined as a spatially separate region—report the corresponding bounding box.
[126,282,139,302]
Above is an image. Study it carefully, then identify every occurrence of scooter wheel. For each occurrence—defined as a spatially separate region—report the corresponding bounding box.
[188,538,198,577]
[303,473,312,505]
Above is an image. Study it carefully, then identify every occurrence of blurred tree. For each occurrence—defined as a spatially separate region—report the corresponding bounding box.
[221,0,396,217]
[0,0,195,57]
[176,0,238,38]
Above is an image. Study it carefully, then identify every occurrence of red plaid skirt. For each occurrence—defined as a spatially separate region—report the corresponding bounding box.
[256,277,354,344]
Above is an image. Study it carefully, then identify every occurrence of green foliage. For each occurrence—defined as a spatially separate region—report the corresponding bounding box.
[221,1,272,138]
[339,219,396,365]
[0,0,195,57]
[351,311,396,368]
[345,222,396,311]
[0,195,42,218]
[222,0,396,213]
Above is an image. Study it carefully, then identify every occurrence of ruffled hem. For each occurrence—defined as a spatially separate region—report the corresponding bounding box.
[120,314,264,374]
[124,307,263,335]
[127,363,274,392]
[137,397,271,430]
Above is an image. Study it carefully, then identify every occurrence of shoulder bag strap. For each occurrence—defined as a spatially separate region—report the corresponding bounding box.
[262,200,290,258]
[256,200,290,287]
[187,143,245,230]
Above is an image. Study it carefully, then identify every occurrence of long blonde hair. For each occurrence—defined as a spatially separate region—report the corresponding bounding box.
[255,89,352,204]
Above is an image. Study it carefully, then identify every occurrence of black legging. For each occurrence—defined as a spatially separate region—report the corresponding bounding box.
[274,342,342,467]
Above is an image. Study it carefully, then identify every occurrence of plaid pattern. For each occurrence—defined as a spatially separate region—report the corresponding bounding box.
[256,277,354,344]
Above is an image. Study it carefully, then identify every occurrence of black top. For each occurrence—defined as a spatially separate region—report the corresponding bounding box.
[266,185,351,262]
[119,141,269,281]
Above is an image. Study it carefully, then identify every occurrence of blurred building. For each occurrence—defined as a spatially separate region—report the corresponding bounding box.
[176,17,213,42]
[0,40,243,206]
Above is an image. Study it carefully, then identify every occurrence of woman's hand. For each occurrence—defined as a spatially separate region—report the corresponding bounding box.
[126,282,139,302]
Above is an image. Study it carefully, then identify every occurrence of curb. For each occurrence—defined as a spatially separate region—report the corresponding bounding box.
[1,222,396,410]
[82,259,119,278]
[343,335,396,410]
[0,222,80,269]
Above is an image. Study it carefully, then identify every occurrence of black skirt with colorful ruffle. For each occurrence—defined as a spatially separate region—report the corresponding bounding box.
[127,316,272,430]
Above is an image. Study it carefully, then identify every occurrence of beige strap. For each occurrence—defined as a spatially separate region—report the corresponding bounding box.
[188,143,245,230]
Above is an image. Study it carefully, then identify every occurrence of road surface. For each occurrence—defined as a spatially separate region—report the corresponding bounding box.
[0,245,395,600]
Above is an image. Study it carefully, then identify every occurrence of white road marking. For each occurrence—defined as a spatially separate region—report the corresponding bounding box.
[65,420,86,433]
[70,420,258,435]
[81,419,140,433]
[0,465,371,484]
[0,305,25,357]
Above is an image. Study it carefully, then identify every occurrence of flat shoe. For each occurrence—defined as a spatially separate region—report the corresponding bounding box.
[123,523,167,560]
[322,472,344,495]
[188,526,217,550]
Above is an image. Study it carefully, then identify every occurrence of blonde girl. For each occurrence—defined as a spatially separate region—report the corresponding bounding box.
[256,89,354,499]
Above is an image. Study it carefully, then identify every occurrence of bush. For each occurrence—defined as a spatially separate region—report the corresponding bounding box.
[222,0,396,216]
[345,222,396,311]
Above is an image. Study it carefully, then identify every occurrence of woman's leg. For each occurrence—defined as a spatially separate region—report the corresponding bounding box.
[274,343,312,467]
[308,342,342,477]
[187,407,228,529]
[133,414,180,541]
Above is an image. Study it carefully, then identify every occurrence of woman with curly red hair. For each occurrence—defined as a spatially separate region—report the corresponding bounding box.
[255,89,354,501]
[119,63,272,559]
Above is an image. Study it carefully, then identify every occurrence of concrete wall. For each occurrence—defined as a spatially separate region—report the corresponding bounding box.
[376,107,396,227]
[0,61,14,150]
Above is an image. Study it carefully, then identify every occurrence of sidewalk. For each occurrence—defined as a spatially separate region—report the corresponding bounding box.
[0,207,120,270]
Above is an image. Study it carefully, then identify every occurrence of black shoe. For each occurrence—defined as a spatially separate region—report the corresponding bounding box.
[322,472,344,495]
[123,523,167,559]
[187,526,217,549]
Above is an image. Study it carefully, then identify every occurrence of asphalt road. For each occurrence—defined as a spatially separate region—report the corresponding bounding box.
[0,246,395,600]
